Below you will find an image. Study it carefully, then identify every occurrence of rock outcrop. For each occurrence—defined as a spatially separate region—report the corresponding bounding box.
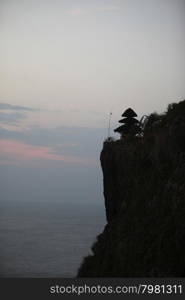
[77,100,185,277]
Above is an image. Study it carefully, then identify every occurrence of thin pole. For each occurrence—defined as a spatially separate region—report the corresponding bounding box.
[108,112,112,138]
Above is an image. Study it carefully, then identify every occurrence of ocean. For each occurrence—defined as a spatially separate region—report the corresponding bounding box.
[0,200,105,277]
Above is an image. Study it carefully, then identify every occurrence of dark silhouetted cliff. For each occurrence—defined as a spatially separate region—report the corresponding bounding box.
[78,100,185,277]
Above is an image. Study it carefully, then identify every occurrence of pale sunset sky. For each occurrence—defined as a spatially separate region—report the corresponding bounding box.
[0,0,185,204]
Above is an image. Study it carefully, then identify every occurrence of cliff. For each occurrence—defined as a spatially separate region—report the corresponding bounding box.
[77,100,185,277]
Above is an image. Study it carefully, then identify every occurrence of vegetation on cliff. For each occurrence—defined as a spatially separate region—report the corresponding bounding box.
[78,100,185,277]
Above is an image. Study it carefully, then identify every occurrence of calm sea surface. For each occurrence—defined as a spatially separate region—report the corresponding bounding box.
[0,200,105,277]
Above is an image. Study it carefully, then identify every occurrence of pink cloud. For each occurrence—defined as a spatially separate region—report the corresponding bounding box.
[0,139,95,165]
[67,8,86,16]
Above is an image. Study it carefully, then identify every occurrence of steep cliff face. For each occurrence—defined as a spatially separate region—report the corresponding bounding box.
[77,100,185,277]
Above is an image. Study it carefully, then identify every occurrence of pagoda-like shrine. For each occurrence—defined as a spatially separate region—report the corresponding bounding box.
[114,108,141,139]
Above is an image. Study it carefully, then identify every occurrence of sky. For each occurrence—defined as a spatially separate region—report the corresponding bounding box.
[0,0,185,205]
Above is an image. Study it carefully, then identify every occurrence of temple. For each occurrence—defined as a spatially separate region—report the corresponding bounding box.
[114,108,141,139]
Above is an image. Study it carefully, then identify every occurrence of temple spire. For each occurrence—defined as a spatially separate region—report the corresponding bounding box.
[114,108,141,139]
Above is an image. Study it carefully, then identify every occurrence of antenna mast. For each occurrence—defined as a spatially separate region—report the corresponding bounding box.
[107,112,112,137]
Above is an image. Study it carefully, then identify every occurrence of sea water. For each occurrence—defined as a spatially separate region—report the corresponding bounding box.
[0,200,105,277]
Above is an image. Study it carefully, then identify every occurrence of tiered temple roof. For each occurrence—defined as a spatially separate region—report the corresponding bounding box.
[114,108,140,137]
